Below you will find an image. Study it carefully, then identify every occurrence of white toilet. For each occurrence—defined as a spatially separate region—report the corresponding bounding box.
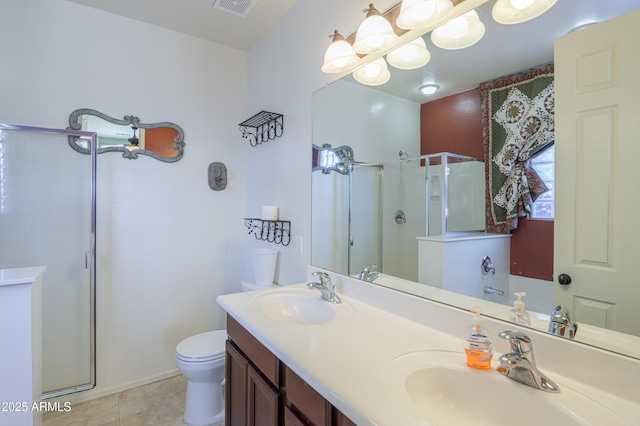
[175,330,227,425]
[175,281,277,425]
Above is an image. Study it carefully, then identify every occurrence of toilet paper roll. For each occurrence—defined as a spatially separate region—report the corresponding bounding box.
[261,205,279,221]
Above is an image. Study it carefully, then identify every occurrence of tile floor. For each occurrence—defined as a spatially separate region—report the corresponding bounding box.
[42,375,223,426]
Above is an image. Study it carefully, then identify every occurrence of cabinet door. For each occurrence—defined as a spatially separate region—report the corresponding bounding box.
[226,341,248,426]
[331,407,357,426]
[284,406,306,426]
[247,364,280,426]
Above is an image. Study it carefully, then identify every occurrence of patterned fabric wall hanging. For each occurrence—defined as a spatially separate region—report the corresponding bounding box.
[480,63,554,233]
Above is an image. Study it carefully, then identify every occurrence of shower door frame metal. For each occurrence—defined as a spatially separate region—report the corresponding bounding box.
[347,161,383,276]
[0,123,97,398]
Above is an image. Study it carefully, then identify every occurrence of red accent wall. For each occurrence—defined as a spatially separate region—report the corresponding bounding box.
[510,218,554,281]
[420,89,553,282]
[420,89,483,159]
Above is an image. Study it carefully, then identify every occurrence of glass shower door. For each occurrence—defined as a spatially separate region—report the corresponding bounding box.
[0,125,96,397]
[348,163,382,276]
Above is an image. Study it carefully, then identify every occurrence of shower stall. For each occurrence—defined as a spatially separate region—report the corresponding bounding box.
[312,149,426,281]
[312,156,382,278]
[0,124,96,398]
[312,150,486,284]
[380,158,426,282]
[425,152,485,236]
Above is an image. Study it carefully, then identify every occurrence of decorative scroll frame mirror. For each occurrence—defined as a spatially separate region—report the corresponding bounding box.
[67,109,185,162]
[312,144,354,175]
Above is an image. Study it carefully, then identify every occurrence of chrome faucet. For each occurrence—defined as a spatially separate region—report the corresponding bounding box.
[307,271,341,304]
[483,286,504,296]
[359,264,379,283]
[497,330,560,393]
[548,305,578,339]
[481,256,495,275]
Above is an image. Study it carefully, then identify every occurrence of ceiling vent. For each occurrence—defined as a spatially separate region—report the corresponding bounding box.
[212,0,258,18]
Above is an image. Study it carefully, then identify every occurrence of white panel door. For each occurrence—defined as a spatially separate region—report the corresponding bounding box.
[554,8,640,337]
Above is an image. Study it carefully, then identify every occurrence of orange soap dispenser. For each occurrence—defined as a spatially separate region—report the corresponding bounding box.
[463,306,493,370]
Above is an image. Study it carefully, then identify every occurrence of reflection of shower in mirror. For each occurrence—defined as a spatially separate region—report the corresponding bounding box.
[398,150,414,161]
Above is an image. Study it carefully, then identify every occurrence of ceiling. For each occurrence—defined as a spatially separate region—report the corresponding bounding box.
[66,0,299,51]
[66,0,640,102]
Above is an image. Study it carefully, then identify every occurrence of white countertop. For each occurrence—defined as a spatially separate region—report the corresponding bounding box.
[219,284,458,425]
[417,231,511,242]
[217,268,640,425]
[0,266,46,287]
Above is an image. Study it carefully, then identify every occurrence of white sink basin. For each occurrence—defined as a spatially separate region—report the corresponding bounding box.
[386,350,630,425]
[251,288,354,325]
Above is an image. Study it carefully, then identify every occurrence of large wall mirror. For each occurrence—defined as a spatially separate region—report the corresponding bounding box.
[312,0,640,359]
[68,109,185,162]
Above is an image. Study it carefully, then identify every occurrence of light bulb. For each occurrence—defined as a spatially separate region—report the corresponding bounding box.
[364,63,381,78]
[398,44,419,60]
[492,0,557,25]
[442,16,469,39]
[397,0,454,30]
[352,58,391,86]
[353,4,398,54]
[387,37,431,70]
[333,57,348,68]
[510,0,535,9]
[431,10,484,50]
[322,30,359,73]
[414,2,436,20]
[365,30,387,50]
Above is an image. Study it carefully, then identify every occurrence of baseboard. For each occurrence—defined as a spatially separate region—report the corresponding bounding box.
[44,369,182,405]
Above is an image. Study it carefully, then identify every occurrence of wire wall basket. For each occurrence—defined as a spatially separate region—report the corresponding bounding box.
[244,218,291,246]
[239,111,283,147]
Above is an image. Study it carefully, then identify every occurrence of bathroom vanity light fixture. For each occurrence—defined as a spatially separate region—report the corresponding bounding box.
[353,4,399,54]
[321,30,360,73]
[353,57,391,86]
[321,0,556,87]
[396,0,454,30]
[431,9,485,50]
[387,36,431,69]
[419,83,439,94]
[492,0,557,25]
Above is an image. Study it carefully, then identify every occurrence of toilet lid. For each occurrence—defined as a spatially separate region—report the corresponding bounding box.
[176,330,227,360]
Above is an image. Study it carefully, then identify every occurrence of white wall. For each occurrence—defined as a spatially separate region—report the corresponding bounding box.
[245,0,400,285]
[1,0,247,398]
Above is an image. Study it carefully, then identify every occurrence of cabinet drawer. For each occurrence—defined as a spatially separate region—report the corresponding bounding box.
[285,365,329,425]
[227,314,280,387]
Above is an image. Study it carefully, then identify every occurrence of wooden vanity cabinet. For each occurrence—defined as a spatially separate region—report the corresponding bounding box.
[225,315,356,426]
[226,315,280,425]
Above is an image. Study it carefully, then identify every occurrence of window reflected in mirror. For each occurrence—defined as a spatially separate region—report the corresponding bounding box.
[530,145,554,219]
